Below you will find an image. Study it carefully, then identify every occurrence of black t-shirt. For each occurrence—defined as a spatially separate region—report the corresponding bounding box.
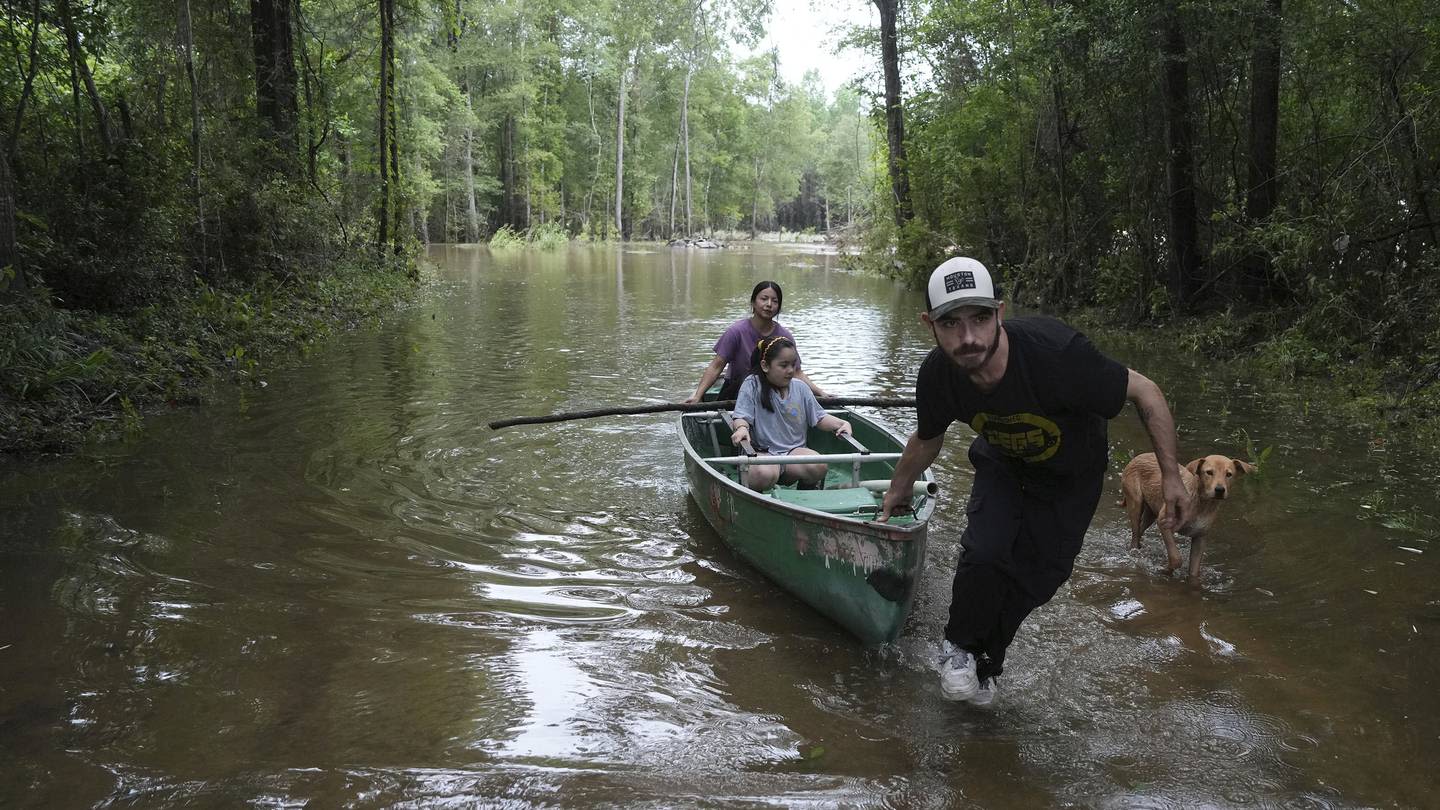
[916,316,1129,482]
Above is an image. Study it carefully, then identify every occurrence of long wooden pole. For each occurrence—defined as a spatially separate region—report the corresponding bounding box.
[487,398,917,430]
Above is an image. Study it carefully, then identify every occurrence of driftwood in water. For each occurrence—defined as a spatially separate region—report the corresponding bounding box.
[487,397,916,430]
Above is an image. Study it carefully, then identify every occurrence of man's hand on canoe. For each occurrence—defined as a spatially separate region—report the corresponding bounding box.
[876,484,913,523]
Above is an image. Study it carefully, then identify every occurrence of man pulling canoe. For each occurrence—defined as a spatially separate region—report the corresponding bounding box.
[878,257,1187,705]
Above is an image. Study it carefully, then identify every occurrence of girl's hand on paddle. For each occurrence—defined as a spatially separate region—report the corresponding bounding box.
[833,420,852,437]
[730,424,750,445]
[682,394,699,405]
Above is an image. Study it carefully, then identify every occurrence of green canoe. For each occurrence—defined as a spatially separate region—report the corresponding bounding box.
[679,407,935,645]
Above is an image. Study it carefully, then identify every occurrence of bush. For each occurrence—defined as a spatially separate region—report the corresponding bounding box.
[896,220,952,287]
[1,256,418,454]
[528,222,569,250]
[489,225,525,249]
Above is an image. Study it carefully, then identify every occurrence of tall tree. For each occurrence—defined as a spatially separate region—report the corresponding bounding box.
[250,0,299,165]
[57,0,114,156]
[681,62,694,235]
[0,149,20,295]
[1159,0,1200,307]
[386,1,402,256]
[500,113,522,228]
[872,0,912,226]
[1242,0,1282,299]
[614,46,636,237]
[178,0,207,271]
[377,0,397,251]
[6,0,42,171]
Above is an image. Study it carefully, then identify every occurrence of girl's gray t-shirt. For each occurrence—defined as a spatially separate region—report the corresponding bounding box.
[733,376,827,454]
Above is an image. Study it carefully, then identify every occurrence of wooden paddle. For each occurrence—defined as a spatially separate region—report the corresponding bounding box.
[487,397,917,430]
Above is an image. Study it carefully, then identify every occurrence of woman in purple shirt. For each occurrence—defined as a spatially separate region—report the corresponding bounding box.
[684,281,830,403]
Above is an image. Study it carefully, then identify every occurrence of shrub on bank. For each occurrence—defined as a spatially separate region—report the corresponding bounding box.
[489,226,525,249]
[485,223,570,250]
[0,258,418,454]
[528,222,569,250]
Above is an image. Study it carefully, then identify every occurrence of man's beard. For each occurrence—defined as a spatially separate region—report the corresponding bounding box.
[951,321,1001,370]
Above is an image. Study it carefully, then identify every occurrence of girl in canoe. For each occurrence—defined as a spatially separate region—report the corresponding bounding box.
[683,281,830,403]
[729,336,852,492]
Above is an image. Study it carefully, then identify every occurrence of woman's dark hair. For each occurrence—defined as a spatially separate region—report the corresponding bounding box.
[749,335,796,412]
[749,280,783,315]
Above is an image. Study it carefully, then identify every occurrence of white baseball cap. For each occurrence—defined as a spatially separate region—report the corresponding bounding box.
[925,257,1001,317]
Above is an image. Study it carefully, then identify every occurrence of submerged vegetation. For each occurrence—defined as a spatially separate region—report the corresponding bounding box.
[1,258,417,453]
[488,223,571,251]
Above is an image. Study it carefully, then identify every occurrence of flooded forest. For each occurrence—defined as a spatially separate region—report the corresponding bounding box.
[2,0,1439,805]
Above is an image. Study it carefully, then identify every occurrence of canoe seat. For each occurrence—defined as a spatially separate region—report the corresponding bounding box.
[770,486,880,515]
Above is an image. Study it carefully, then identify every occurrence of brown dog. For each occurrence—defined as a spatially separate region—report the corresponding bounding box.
[1120,453,1256,577]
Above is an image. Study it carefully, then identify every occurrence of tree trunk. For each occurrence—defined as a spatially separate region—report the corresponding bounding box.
[447,28,480,242]
[412,129,426,244]
[337,127,352,219]
[376,0,393,253]
[703,165,713,234]
[6,0,42,171]
[614,49,634,239]
[58,0,114,157]
[500,114,519,229]
[387,8,402,257]
[178,0,208,273]
[669,134,680,237]
[295,0,323,184]
[1241,0,1282,299]
[249,0,299,167]
[1384,55,1440,252]
[872,0,912,227]
[1048,7,1073,301]
[681,65,693,235]
[583,73,601,235]
[751,155,761,239]
[0,149,22,295]
[463,123,480,242]
[851,106,861,225]
[1160,1,1200,308]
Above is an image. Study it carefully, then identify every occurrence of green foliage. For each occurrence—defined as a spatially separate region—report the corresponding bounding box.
[1235,428,1274,473]
[896,221,951,287]
[489,226,526,249]
[528,222,570,250]
[487,222,570,250]
[0,258,417,453]
[847,0,1440,412]
[0,289,107,402]
[5,0,1438,450]
[1093,252,1145,316]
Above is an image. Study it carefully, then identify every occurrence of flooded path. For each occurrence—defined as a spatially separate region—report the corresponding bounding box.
[2,243,1435,807]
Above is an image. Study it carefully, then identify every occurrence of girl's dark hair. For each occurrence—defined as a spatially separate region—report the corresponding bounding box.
[749,335,796,412]
[749,281,783,315]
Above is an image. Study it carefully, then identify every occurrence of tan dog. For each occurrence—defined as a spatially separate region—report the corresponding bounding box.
[1120,453,1256,577]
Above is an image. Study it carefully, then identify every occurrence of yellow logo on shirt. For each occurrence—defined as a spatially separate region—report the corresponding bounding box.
[970,412,1062,462]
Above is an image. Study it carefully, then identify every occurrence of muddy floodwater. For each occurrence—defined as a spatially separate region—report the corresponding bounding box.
[2,243,1437,807]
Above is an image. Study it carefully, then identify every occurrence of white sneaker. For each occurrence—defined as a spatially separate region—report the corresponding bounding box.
[969,676,999,706]
[938,640,979,700]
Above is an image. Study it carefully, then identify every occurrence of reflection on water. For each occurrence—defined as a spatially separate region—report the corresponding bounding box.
[1,243,1436,806]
